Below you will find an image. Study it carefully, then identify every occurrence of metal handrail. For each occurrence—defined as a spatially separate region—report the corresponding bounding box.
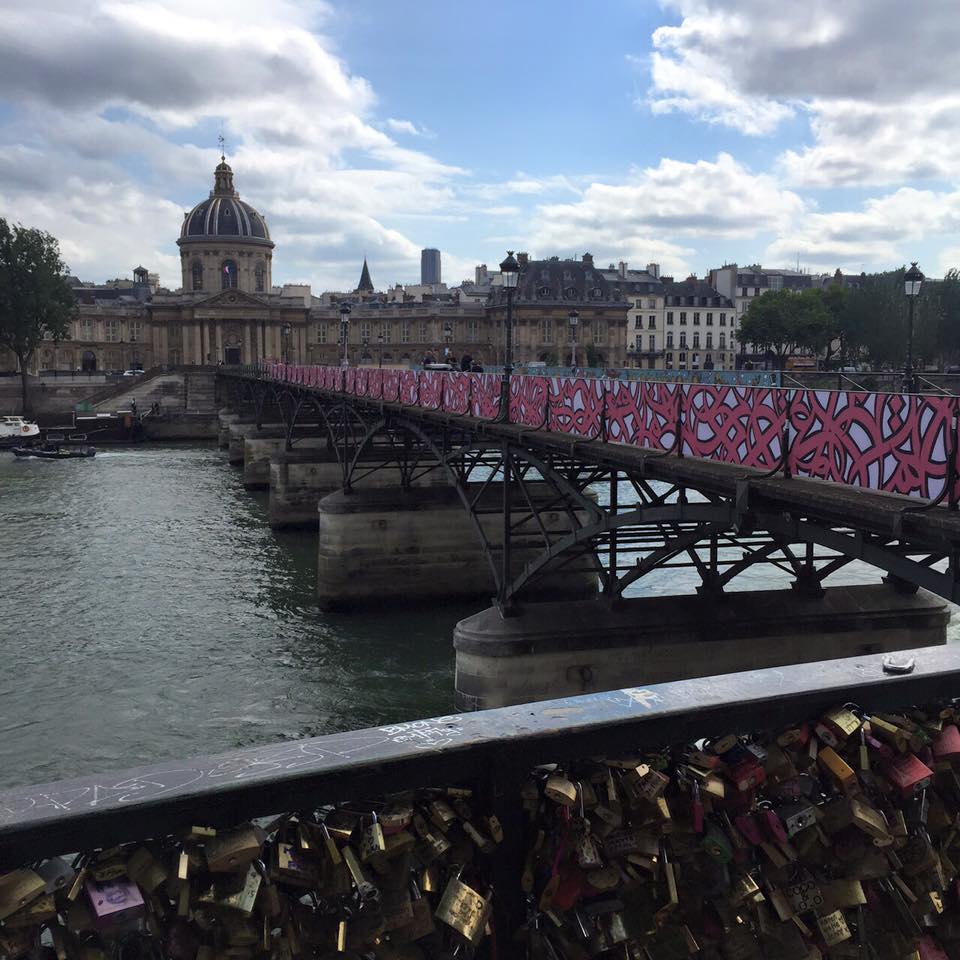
[0,645,956,867]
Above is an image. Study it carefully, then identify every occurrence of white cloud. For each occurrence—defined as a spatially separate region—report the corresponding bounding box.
[645,0,960,185]
[528,153,804,275]
[0,0,464,290]
[385,118,424,137]
[766,186,960,272]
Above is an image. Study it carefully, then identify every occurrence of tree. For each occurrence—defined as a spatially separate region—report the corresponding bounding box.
[739,289,828,367]
[0,220,76,414]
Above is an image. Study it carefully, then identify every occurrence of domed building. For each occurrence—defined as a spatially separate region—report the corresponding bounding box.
[177,159,274,295]
[20,157,317,374]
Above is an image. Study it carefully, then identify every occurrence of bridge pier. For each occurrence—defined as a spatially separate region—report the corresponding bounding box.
[453,583,950,710]
[226,420,284,465]
[269,450,448,529]
[316,485,598,610]
[242,430,330,489]
[217,410,244,448]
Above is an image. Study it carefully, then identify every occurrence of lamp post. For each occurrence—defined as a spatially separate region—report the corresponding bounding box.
[281,322,291,364]
[377,331,384,369]
[443,322,453,360]
[904,261,924,394]
[339,303,351,367]
[497,250,520,419]
[361,332,369,364]
[568,309,579,369]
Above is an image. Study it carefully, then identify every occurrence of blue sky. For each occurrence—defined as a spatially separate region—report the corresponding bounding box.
[1,0,959,290]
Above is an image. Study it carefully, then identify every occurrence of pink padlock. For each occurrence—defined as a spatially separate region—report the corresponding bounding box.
[85,878,144,930]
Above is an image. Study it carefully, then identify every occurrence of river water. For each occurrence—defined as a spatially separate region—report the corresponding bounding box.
[0,444,954,790]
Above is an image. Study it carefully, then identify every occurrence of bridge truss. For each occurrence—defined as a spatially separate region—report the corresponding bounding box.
[221,372,960,611]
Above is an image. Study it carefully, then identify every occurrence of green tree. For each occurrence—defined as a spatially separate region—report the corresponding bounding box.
[739,289,828,367]
[0,220,76,414]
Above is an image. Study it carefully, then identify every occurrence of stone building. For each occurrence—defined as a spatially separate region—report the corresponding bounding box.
[486,253,629,368]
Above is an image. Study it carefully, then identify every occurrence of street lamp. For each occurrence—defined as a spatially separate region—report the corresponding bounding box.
[904,261,924,394]
[377,330,384,368]
[568,309,579,369]
[281,322,292,364]
[443,322,453,360]
[339,303,351,367]
[497,250,520,418]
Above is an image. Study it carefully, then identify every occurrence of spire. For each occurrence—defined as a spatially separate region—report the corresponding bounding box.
[357,257,374,293]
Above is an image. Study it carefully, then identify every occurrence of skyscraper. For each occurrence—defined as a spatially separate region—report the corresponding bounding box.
[421,248,441,285]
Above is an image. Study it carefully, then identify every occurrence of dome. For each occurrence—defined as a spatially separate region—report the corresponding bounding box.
[178,160,272,244]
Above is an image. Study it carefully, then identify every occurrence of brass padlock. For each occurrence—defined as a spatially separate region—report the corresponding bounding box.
[0,870,46,921]
[434,874,490,945]
[205,825,263,873]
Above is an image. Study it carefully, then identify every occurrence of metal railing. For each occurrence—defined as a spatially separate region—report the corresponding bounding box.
[0,646,957,951]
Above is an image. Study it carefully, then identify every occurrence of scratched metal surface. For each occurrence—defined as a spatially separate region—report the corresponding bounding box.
[1,646,958,863]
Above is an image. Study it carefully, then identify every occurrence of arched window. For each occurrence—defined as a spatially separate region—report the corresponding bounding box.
[192,261,203,291]
[255,262,265,293]
[221,260,238,290]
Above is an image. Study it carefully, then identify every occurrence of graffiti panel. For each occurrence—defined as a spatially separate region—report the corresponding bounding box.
[547,377,606,439]
[444,373,470,414]
[789,389,955,499]
[681,386,785,469]
[382,370,400,402]
[510,376,549,427]
[470,374,501,420]
[419,371,443,410]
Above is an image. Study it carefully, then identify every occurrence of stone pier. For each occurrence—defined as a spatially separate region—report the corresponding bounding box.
[453,584,950,710]
[242,430,330,490]
[217,411,244,449]
[316,485,597,610]
[268,451,448,529]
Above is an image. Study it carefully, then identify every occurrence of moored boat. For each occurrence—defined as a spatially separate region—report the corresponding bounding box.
[0,416,41,448]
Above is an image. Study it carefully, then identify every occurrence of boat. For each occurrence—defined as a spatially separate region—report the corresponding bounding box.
[0,416,41,448]
[12,444,96,459]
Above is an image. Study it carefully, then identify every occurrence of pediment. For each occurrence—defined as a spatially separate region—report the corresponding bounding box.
[195,289,269,309]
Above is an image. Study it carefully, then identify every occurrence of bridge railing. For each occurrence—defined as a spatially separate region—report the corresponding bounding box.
[237,363,960,504]
[2,645,959,956]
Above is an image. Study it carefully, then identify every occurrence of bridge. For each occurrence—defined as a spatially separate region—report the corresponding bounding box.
[217,364,960,707]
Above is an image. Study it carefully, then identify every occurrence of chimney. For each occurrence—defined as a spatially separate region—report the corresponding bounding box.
[582,252,593,266]
[618,261,627,278]
[646,262,660,279]
[517,252,529,269]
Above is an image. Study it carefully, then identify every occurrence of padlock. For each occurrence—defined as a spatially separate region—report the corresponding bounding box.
[204,825,263,872]
[84,877,145,929]
[884,753,934,796]
[0,870,46,921]
[435,873,490,945]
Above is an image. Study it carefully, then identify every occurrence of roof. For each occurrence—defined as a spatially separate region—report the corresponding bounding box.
[357,258,374,293]
[178,161,271,245]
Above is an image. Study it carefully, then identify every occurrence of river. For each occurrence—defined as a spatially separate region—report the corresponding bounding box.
[0,444,954,790]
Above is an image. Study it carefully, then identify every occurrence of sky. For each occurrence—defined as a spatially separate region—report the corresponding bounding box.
[2,0,960,292]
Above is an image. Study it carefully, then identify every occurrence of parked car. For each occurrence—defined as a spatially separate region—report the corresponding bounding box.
[122,369,144,377]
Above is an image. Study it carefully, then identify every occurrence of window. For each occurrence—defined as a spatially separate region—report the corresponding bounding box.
[666,352,673,362]
[720,332,726,349]
[221,260,238,290]
[317,323,327,343]
[648,316,656,329]
[538,285,551,298]
[679,352,687,363]
[105,319,119,343]
[418,320,428,343]
[648,334,655,352]
[693,333,700,348]
[634,315,643,329]
[541,318,553,343]
[666,311,674,324]
[634,334,642,351]
[379,323,389,344]
[360,321,371,344]
[706,333,713,348]
[592,323,603,345]
[666,332,674,348]
[693,312,700,325]
[255,262,265,293]
[192,261,203,291]
[130,321,142,343]
[401,322,411,344]
[635,299,643,309]
[679,312,687,324]
[647,299,656,309]
[565,287,578,299]
[679,333,687,348]
[720,315,727,326]
[80,317,94,340]
[468,319,479,343]
[706,313,713,325]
